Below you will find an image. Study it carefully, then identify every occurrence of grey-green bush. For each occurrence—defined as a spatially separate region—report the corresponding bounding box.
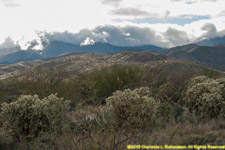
[106,87,159,129]
[184,76,225,117]
[1,94,70,140]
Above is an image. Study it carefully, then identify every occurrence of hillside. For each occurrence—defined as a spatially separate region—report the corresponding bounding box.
[161,44,225,71]
[1,49,224,149]
[0,50,210,80]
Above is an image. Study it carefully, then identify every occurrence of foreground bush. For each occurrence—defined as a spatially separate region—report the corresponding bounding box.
[1,94,70,140]
[106,87,159,129]
[184,76,225,117]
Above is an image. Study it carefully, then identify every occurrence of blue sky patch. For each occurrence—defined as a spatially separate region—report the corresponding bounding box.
[131,15,211,26]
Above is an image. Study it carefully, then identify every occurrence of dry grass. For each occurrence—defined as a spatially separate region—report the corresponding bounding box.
[65,105,225,149]
[1,104,225,150]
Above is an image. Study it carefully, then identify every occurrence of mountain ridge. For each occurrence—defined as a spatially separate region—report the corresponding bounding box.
[196,35,225,46]
[0,41,163,64]
[162,44,225,71]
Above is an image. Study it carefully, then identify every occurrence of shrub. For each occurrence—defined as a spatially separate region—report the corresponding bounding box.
[157,102,184,123]
[184,76,225,117]
[202,67,221,79]
[1,94,70,140]
[188,75,213,87]
[21,66,67,98]
[106,87,159,129]
[87,64,143,102]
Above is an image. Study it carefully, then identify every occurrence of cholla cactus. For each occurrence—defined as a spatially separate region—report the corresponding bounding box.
[185,76,225,117]
[188,75,213,87]
[1,94,70,140]
[106,87,159,129]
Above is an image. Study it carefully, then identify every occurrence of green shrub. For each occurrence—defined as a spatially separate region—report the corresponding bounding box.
[87,64,143,102]
[157,71,194,102]
[1,94,70,140]
[157,102,184,123]
[157,102,174,122]
[184,76,225,117]
[21,66,67,98]
[106,87,159,129]
[202,67,221,79]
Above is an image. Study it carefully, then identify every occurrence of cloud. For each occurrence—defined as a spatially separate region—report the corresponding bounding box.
[44,25,168,47]
[110,8,153,17]
[171,0,217,3]
[193,23,225,42]
[108,0,222,25]
[0,0,225,50]
[163,27,191,46]
[171,0,197,3]
[0,37,17,49]
[101,0,123,6]
[14,31,50,50]
[44,23,225,48]
[201,0,217,2]
[80,38,95,46]
[1,0,21,7]
[3,22,225,50]
[201,23,217,38]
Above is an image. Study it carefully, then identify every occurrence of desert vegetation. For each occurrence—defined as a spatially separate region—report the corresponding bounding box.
[0,64,225,149]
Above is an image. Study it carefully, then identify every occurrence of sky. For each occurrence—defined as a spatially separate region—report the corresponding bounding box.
[0,0,225,49]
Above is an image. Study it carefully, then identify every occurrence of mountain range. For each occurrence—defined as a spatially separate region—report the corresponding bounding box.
[0,41,163,64]
[0,35,225,73]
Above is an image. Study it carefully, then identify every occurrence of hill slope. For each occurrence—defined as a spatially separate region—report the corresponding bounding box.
[162,44,225,71]
[0,50,210,79]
